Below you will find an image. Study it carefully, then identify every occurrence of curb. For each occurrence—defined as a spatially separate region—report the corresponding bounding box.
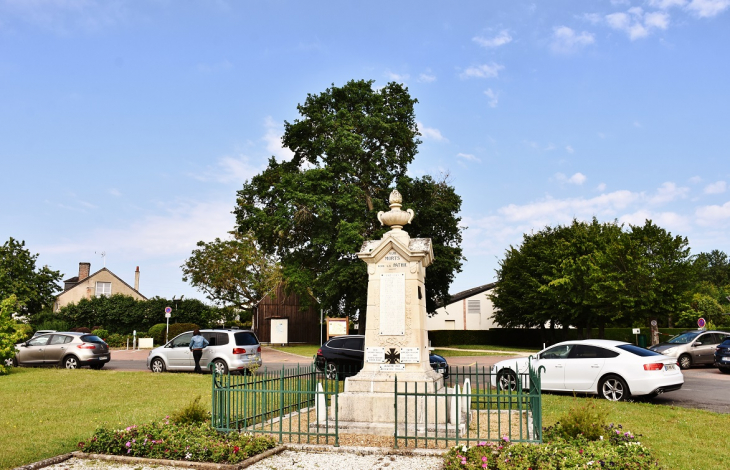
[12,453,73,470]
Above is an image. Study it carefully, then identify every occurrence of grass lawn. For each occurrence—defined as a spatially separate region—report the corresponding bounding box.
[439,344,540,353]
[267,344,320,358]
[0,367,212,470]
[431,349,515,357]
[2,367,727,470]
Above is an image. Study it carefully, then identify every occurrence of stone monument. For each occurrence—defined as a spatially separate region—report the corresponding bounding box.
[331,189,453,435]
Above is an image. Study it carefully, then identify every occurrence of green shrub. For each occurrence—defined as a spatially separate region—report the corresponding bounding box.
[34,319,70,332]
[170,395,208,426]
[544,398,609,441]
[91,329,109,339]
[167,323,200,341]
[105,333,128,348]
[147,323,168,345]
[79,419,276,464]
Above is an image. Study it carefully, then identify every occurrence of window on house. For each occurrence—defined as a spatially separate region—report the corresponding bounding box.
[445,320,456,330]
[95,282,112,297]
[467,299,481,314]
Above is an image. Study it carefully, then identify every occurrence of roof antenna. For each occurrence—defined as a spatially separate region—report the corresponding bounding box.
[95,251,107,267]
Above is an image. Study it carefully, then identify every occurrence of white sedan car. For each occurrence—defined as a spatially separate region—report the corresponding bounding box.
[491,339,684,401]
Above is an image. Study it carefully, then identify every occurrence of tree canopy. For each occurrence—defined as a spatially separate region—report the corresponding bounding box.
[235,79,464,323]
[0,237,62,317]
[181,232,282,310]
[491,219,695,337]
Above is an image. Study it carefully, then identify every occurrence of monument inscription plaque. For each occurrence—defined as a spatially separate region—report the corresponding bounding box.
[379,272,405,335]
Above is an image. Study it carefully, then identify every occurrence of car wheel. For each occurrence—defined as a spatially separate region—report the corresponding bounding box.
[4,358,13,368]
[497,369,518,391]
[90,364,104,370]
[325,362,338,380]
[212,359,228,375]
[63,356,79,370]
[719,367,730,374]
[150,358,166,373]
[678,354,692,370]
[599,375,629,401]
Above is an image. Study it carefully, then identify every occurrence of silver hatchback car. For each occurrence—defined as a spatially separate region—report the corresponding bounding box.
[648,330,730,369]
[146,328,262,374]
[13,332,111,369]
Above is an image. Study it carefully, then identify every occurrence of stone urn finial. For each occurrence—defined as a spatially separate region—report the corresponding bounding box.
[377,190,414,230]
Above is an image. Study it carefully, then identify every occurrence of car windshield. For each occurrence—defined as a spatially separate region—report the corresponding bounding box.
[667,332,701,344]
[234,332,258,346]
[617,344,663,356]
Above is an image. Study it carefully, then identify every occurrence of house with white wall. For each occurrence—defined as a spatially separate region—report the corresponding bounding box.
[426,283,497,331]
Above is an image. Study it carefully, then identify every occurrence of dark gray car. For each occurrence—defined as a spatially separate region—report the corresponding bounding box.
[648,330,730,369]
[13,332,110,369]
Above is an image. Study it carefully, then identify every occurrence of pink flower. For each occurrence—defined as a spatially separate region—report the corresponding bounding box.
[482,456,487,462]
[125,441,131,448]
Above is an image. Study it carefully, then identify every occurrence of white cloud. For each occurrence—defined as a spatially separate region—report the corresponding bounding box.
[197,60,233,74]
[605,8,670,40]
[686,0,730,17]
[704,181,727,194]
[385,70,410,81]
[263,116,294,162]
[550,26,595,53]
[596,183,607,191]
[583,13,603,24]
[556,172,587,185]
[473,30,512,48]
[689,176,703,184]
[648,181,690,204]
[484,88,499,108]
[565,145,575,153]
[648,0,687,8]
[633,120,642,127]
[2,0,128,33]
[460,63,504,79]
[696,201,730,225]
[418,73,436,83]
[619,210,689,229]
[417,121,448,142]
[456,153,481,162]
[108,188,122,197]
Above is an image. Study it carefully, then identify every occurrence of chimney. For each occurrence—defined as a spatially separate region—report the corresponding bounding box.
[134,266,140,292]
[79,262,91,281]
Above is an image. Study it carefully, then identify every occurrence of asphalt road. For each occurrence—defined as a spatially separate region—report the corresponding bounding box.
[104,348,729,413]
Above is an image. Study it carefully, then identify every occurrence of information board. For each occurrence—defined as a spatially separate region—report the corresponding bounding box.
[380,272,405,335]
[400,347,420,363]
[366,347,385,363]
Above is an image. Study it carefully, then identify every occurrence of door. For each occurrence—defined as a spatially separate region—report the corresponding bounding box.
[166,333,193,369]
[564,345,613,391]
[537,344,574,391]
[270,319,288,344]
[43,335,73,364]
[19,335,51,364]
[341,337,365,372]
[693,333,721,365]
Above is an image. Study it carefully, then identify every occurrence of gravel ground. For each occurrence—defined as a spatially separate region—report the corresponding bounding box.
[40,450,445,470]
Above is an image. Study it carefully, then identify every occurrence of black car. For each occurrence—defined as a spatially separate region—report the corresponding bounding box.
[715,337,730,374]
[314,335,448,379]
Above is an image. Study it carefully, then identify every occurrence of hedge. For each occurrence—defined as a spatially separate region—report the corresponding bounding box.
[428,327,694,348]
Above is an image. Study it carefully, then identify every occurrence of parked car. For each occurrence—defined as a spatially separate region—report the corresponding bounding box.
[647,330,730,369]
[490,339,683,402]
[146,328,262,375]
[715,337,730,374]
[13,332,110,370]
[314,335,449,379]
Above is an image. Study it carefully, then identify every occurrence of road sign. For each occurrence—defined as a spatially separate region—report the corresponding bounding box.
[165,312,171,318]
[698,317,706,328]
[632,328,640,334]
[165,306,172,314]
[650,320,657,327]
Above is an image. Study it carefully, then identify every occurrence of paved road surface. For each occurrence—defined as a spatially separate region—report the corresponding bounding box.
[104,348,729,413]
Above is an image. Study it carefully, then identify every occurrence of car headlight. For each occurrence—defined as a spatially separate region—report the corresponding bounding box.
[662,347,677,355]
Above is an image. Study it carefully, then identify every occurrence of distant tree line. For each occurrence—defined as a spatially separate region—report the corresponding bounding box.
[491,218,730,339]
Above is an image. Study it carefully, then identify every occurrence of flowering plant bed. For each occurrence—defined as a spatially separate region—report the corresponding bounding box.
[443,424,660,469]
[78,418,277,465]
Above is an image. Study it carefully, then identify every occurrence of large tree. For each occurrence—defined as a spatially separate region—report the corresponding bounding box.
[235,79,464,326]
[181,232,282,310]
[491,219,694,338]
[0,237,62,317]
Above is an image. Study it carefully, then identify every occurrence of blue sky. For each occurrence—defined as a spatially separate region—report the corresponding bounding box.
[1,0,729,305]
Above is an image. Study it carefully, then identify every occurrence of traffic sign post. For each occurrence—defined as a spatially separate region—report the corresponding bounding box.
[165,307,172,343]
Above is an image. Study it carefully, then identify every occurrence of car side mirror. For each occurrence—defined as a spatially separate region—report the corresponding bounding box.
[693,342,702,346]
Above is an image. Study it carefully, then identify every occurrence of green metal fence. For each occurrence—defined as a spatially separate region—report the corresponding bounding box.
[211,363,341,446]
[394,361,543,448]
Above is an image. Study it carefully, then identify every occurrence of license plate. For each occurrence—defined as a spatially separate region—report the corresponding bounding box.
[723,357,730,361]
[438,368,445,374]
[98,356,108,361]
[665,364,676,370]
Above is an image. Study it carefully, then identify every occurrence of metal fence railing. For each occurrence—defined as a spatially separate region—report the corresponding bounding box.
[211,363,341,446]
[211,361,542,449]
[394,361,543,448]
